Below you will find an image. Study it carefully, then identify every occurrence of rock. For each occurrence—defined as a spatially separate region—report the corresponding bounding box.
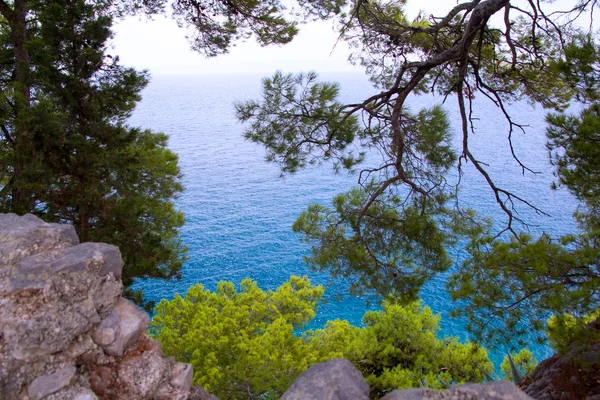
[145,337,165,356]
[93,307,120,347]
[521,342,600,400]
[0,213,210,400]
[3,300,97,360]
[0,213,78,265]
[72,389,99,400]
[380,389,425,400]
[189,386,220,400]
[381,381,533,399]
[27,365,77,400]
[281,358,369,400]
[44,385,100,400]
[7,242,123,293]
[116,350,170,399]
[88,364,115,396]
[94,297,150,357]
[171,362,194,391]
[155,384,191,400]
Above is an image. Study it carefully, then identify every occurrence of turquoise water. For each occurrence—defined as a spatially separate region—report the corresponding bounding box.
[128,72,579,367]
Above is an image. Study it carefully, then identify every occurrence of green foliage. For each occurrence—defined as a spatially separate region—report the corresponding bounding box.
[448,230,600,346]
[449,36,600,345]
[500,350,537,382]
[236,71,364,174]
[293,187,456,301]
[151,277,493,399]
[239,72,476,301]
[0,0,185,304]
[547,104,600,218]
[151,276,325,398]
[336,300,492,398]
[235,3,600,348]
[172,0,298,58]
[547,310,600,354]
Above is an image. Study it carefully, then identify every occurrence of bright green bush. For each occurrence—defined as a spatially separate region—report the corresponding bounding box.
[547,310,600,354]
[151,277,493,399]
[331,301,492,397]
[500,349,537,381]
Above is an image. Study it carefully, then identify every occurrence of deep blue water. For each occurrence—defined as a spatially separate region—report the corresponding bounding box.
[128,72,579,368]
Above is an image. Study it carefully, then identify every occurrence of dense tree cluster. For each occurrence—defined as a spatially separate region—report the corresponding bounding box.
[0,1,186,303]
[150,276,493,399]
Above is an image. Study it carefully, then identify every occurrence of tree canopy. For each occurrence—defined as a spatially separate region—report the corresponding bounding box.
[150,276,492,399]
[232,0,600,347]
[0,0,185,303]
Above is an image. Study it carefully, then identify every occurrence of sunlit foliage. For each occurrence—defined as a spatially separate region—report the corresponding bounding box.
[151,277,492,399]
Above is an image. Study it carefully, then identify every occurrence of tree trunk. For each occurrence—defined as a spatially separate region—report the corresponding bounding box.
[0,0,32,213]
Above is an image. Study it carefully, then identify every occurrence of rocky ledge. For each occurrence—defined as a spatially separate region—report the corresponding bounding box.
[0,213,215,400]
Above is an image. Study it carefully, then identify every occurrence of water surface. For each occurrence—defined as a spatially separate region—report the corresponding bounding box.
[129,72,579,367]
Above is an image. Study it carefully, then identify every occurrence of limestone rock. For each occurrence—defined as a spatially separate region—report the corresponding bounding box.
[27,365,77,400]
[43,384,99,400]
[1,248,122,361]
[171,362,194,391]
[0,213,210,400]
[7,242,123,294]
[94,297,150,357]
[189,386,220,400]
[521,337,600,400]
[0,213,78,265]
[281,358,369,400]
[155,384,191,400]
[380,389,425,400]
[381,381,533,400]
[116,349,171,399]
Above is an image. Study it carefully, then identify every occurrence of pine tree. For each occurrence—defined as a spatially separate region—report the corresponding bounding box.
[0,1,185,303]
[233,0,600,346]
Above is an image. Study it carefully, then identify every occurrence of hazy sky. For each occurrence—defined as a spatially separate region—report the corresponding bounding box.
[110,1,585,75]
[111,2,447,75]
[112,15,363,74]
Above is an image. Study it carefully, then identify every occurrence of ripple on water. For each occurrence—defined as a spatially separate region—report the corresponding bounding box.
[129,72,578,368]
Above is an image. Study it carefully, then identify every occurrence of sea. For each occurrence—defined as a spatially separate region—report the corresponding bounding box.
[127,72,580,369]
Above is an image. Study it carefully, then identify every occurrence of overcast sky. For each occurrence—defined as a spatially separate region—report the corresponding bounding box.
[111,15,359,74]
[110,2,449,75]
[110,0,586,75]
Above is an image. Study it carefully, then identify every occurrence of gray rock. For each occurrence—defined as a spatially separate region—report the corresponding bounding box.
[27,365,77,400]
[93,307,120,347]
[171,362,194,391]
[522,341,600,400]
[0,213,78,265]
[11,242,122,289]
[381,381,533,400]
[0,214,212,400]
[189,386,220,400]
[281,358,369,400]
[155,384,191,400]
[3,300,96,360]
[91,275,122,319]
[116,350,170,399]
[72,390,99,400]
[145,337,165,356]
[381,389,426,400]
[95,297,149,357]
